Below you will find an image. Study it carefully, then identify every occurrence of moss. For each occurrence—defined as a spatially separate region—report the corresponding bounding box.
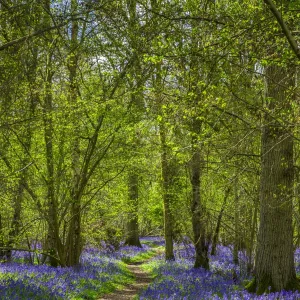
[246,275,300,295]
[246,275,274,295]
[284,276,300,292]
[245,278,257,293]
[256,276,273,295]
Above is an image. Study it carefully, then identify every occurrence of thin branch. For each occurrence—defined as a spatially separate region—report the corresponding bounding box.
[0,11,89,52]
[211,104,252,126]
[0,22,67,51]
[136,0,226,25]
[81,166,126,212]
[263,0,300,60]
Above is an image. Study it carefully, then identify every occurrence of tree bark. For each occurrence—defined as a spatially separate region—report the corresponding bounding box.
[125,171,142,247]
[250,64,298,293]
[43,68,64,267]
[211,187,230,256]
[247,198,258,274]
[190,129,209,269]
[233,172,240,265]
[124,0,143,248]
[160,121,175,261]
[66,0,82,266]
[7,45,38,261]
[41,0,65,268]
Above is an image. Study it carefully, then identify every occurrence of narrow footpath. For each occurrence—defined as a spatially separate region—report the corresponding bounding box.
[98,248,163,300]
[98,261,152,300]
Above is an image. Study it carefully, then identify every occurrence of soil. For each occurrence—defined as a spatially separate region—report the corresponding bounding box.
[97,261,153,300]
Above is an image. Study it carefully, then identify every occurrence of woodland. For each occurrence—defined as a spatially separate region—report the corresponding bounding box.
[0,0,300,299]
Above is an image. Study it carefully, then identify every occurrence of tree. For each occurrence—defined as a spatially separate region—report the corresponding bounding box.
[0,0,41,260]
[123,0,144,248]
[251,64,297,293]
[248,0,299,292]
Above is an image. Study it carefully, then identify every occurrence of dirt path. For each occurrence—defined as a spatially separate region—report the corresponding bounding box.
[98,261,152,300]
[98,248,163,300]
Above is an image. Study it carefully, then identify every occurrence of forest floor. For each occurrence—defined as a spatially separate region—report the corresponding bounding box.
[98,248,163,300]
[5,239,300,299]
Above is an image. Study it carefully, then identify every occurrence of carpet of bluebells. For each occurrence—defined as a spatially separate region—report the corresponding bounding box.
[2,237,300,299]
[140,242,300,300]
[0,241,152,299]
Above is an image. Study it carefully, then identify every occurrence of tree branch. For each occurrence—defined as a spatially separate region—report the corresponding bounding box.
[136,0,226,25]
[263,0,300,60]
[0,23,66,51]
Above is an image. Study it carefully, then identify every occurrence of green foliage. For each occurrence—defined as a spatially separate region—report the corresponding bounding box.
[0,1,299,294]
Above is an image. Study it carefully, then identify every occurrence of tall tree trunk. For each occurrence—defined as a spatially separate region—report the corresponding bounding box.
[42,0,64,268]
[44,60,65,267]
[233,172,239,265]
[152,15,175,259]
[66,0,82,266]
[296,168,300,247]
[7,177,26,260]
[249,64,298,293]
[66,193,82,266]
[0,214,5,258]
[247,198,258,274]
[211,187,230,256]
[7,48,38,261]
[160,121,175,261]
[190,126,209,269]
[125,171,142,247]
[124,0,143,248]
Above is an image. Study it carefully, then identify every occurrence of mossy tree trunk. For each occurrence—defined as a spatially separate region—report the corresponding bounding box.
[211,187,230,256]
[296,169,300,247]
[233,172,240,265]
[43,59,64,267]
[65,0,83,267]
[7,56,37,261]
[150,0,176,258]
[160,121,175,261]
[189,122,209,269]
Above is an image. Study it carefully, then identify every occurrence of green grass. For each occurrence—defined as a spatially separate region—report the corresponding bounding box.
[71,261,135,299]
[83,246,164,299]
[140,259,161,276]
[72,247,165,299]
[121,247,163,264]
